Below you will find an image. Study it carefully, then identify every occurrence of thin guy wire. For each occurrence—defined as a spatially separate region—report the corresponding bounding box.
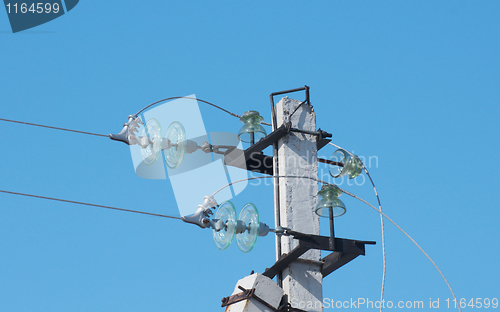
[365,169,386,312]
[0,189,181,220]
[328,142,386,312]
[0,118,108,137]
[135,96,272,126]
[339,187,461,312]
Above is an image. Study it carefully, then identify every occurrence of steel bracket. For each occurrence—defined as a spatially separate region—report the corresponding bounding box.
[221,286,279,311]
[223,124,288,175]
[262,233,375,279]
[224,124,333,175]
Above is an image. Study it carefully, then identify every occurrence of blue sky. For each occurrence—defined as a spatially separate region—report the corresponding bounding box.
[1,1,499,311]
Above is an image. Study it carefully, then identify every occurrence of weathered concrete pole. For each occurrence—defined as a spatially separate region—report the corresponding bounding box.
[274,97,323,312]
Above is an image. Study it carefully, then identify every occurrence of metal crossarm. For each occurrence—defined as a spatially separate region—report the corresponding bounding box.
[224,124,333,175]
[262,232,375,279]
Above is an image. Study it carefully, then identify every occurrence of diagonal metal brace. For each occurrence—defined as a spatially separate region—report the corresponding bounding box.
[262,243,310,280]
[262,234,375,279]
[321,252,360,278]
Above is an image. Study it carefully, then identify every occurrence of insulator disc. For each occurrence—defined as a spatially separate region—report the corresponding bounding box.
[164,121,186,169]
[328,149,348,178]
[328,149,363,179]
[237,203,259,253]
[140,118,162,166]
[212,201,236,251]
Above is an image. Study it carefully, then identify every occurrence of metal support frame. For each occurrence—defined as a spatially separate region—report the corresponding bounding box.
[262,232,375,279]
[223,124,333,175]
[223,124,288,175]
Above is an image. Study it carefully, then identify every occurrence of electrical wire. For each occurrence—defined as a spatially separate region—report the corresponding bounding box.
[0,118,108,137]
[288,100,307,119]
[0,189,181,220]
[0,177,328,222]
[211,175,329,197]
[134,96,272,126]
[1,97,273,140]
[339,187,461,312]
[328,142,386,312]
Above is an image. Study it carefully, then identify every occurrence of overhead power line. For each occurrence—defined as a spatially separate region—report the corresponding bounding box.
[1,97,273,140]
[0,118,108,137]
[0,189,181,220]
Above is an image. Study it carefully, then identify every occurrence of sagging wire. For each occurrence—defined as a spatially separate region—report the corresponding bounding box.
[1,97,273,140]
[288,100,307,119]
[0,118,108,138]
[210,175,329,197]
[135,96,272,126]
[328,142,387,312]
[339,187,461,312]
[0,189,182,220]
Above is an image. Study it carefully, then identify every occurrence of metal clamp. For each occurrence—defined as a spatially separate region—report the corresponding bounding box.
[181,196,218,228]
[109,115,142,145]
[221,286,257,308]
[221,286,280,312]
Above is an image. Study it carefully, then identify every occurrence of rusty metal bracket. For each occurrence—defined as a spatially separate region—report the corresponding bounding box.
[221,286,256,308]
[221,286,280,311]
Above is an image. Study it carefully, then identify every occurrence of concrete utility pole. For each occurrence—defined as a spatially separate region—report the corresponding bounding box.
[274,97,323,312]
[222,91,373,312]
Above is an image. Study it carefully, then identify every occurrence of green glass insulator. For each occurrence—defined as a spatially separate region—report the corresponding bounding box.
[315,185,346,218]
[237,111,267,143]
[328,149,363,179]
